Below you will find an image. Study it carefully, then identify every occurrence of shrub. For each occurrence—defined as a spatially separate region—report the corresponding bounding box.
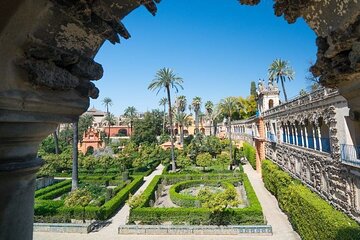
[196,153,212,171]
[262,159,360,240]
[243,142,256,170]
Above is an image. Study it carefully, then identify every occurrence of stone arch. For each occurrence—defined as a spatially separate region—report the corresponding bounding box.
[86,146,94,155]
[1,1,360,239]
[118,129,128,137]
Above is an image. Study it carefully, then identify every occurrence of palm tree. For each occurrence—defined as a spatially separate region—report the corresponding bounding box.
[148,67,183,171]
[268,59,295,102]
[72,120,79,191]
[176,95,187,113]
[192,96,202,134]
[53,126,59,154]
[102,97,113,143]
[205,101,214,135]
[159,97,167,134]
[219,97,241,169]
[124,106,137,136]
[174,112,190,145]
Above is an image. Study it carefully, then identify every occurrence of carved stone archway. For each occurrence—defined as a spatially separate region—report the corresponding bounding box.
[0,1,360,239]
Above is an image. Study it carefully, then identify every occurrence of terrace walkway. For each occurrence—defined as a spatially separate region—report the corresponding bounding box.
[34,163,300,240]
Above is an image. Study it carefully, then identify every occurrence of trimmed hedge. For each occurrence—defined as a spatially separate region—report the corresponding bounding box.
[137,175,162,208]
[35,180,71,198]
[169,180,235,207]
[243,142,256,170]
[37,184,72,200]
[100,175,144,220]
[162,172,243,185]
[262,159,360,240]
[34,175,144,221]
[129,173,263,225]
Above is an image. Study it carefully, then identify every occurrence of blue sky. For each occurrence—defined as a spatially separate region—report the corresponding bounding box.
[92,0,317,115]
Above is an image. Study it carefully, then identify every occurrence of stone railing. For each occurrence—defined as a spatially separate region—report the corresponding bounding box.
[118,225,272,235]
[262,88,339,118]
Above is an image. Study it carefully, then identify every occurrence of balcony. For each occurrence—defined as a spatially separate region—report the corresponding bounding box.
[341,144,360,166]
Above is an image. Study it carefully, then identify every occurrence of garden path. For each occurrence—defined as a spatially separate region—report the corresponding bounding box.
[242,164,301,240]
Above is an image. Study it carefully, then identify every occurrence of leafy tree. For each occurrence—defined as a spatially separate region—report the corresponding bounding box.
[268,59,295,102]
[203,136,222,158]
[64,188,92,207]
[192,96,202,134]
[176,155,192,168]
[159,97,167,134]
[102,97,113,143]
[219,97,240,168]
[64,188,92,222]
[205,101,214,135]
[237,96,256,119]
[196,152,212,171]
[216,152,231,170]
[159,133,170,144]
[131,110,163,145]
[148,68,183,171]
[124,106,138,136]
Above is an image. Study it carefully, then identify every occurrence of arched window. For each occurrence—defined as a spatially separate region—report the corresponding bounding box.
[269,99,274,109]
[118,129,127,136]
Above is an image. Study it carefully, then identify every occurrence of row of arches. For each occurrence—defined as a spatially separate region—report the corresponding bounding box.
[280,117,331,153]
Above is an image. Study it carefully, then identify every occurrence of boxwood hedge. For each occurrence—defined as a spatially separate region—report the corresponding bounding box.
[169,180,235,207]
[129,173,263,225]
[262,159,360,240]
[34,175,144,222]
[243,142,256,170]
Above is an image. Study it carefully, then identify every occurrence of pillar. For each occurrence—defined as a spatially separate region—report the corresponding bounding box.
[293,124,298,145]
[312,124,317,150]
[317,125,323,152]
[300,125,305,147]
[304,125,309,148]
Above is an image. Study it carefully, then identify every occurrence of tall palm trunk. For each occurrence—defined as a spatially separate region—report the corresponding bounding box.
[53,128,59,154]
[162,105,166,134]
[72,121,79,191]
[180,125,184,145]
[281,76,288,102]
[228,117,233,170]
[195,111,199,134]
[209,120,212,136]
[166,86,176,171]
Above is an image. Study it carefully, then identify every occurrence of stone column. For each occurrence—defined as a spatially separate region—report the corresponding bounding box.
[304,125,309,148]
[317,125,323,152]
[293,124,298,145]
[285,125,289,143]
[312,124,318,150]
[300,125,305,147]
